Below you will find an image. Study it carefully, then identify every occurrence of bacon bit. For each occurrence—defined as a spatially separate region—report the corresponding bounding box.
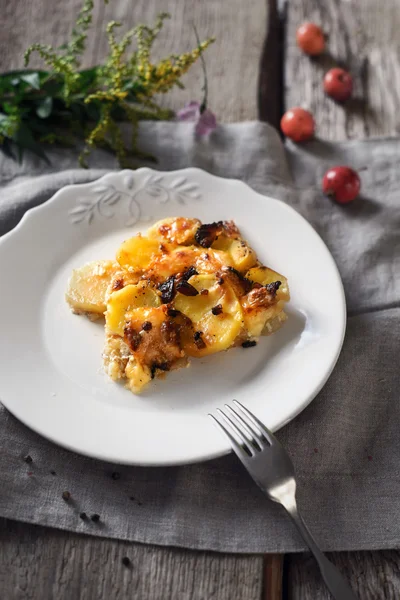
[159,243,167,253]
[226,266,253,293]
[62,491,71,501]
[124,325,141,351]
[252,282,263,290]
[266,281,282,296]
[200,289,209,296]
[150,362,170,379]
[181,266,198,281]
[242,340,257,348]
[194,331,206,349]
[158,275,176,303]
[212,304,223,315]
[112,278,124,291]
[218,277,224,285]
[314,448,318,454]
[367,455,373,461]
[141,321,152,332]
[176,280,199,296]
[167,308,179,317]
[195,222,223,247]
[27,472,33,477]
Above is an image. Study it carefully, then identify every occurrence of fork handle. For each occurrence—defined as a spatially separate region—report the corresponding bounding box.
[285,505,359,600]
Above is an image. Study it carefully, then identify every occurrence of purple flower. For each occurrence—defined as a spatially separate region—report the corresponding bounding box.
[195,109,217,136]
[177,101,200,122]
[177,101,217,136]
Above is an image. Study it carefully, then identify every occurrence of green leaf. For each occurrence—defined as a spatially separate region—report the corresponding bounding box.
[2,102,19,115]
[36,96,53,118]
[37,74,63,96]
[20,72,41,90]
[77,67,97,90]
[13,122,50,164]
[0,112,19,137]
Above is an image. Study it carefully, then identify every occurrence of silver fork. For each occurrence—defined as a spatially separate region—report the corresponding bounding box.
[210,400,358,600]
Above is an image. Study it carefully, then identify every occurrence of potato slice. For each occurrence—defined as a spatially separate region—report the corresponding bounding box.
[106,282,161,336]
[229,239,258,272]
[173,274,244,357]
[212,237,257,272]
[116,234,161,271]
[243,302,286,338]
[154,245,203,280]
[125,359,152,393]
[66,260,118,317]
[246,266,290,302]
[147,217,201,245]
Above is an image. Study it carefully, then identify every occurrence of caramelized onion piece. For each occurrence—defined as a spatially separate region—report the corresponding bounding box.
[193,330,206,349]
[181,266,198,281]
[124,325,141,351]
[211,304,223,316]
[225,266,253,294]
[266,281,282,297]
[150,361,170,379]
[158,275,176,303]
[242,340,257,348]
[194,222,223,248]
[176,280,199,296]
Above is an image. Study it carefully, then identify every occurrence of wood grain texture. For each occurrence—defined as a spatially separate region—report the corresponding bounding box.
[263,554,283,600]
[258,0,286,129]
[0,0,268,122]
[285,0,400,139]
[287,551,400,600]
[0,518,263,600]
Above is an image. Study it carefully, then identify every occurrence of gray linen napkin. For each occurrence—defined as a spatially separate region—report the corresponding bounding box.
[0,122,399,553]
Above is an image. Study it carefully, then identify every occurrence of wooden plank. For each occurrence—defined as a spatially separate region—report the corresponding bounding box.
[263,554,284,600]
[0,0,268,123]
[0,518,263,600]
[285,0,400,139]
[287,551,400,600]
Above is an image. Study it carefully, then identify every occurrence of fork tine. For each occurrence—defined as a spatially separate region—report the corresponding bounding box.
[208,413,251,458]
[217,408,256,455]
[224,404,262,451]
[232,400,278,445]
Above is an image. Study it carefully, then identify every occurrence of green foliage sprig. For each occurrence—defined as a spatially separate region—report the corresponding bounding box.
[0,1,214,167]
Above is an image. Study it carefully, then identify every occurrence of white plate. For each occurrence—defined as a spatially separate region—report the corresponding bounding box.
[0,168,345,465]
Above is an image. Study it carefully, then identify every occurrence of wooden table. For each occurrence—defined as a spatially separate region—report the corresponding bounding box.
[1,1,400,598]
